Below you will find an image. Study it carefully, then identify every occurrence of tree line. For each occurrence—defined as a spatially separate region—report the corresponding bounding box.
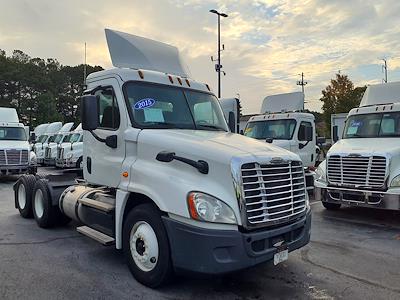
[0,49,102,128]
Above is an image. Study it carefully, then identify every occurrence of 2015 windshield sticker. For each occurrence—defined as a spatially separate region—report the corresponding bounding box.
[134,98,155,110]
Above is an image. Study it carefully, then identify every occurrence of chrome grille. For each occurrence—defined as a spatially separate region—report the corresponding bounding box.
[57,147,64,159]
[327,155,387,188]
[45,147,51,159]
[0,149,28,165]
[241,161,307,227]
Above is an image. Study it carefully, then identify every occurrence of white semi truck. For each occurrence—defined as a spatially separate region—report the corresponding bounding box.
[331,113,348,143]
[43,122,74,166]
[315,81,400,210]
[56,124,83,168]
[34,122,62,164]
[0,107,36,175]
[14,29,311,287]
[244,92,316,190]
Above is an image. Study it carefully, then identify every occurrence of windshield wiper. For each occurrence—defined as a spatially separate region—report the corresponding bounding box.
[146,122,179,129]
[196,124,226,131]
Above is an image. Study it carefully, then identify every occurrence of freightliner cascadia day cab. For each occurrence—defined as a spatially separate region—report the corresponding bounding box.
[0,107,37,175]
[43,122,74,166]
[34,122,62,164]
[14,29,311,287]
[244,92,316,190]
[315,81,400,210]
[56,124,83,168]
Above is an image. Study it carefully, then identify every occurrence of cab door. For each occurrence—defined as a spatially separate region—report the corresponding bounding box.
[83,78,126,187]
[297,120,315,167]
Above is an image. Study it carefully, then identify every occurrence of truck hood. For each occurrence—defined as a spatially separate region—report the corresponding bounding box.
[329,138,400,157]
[139,129,300,165]
[0,140,30,149]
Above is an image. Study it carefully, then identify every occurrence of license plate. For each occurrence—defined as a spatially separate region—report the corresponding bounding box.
[274,249,288,265]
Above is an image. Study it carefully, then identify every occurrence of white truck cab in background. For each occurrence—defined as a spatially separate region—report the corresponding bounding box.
[219,97,241,133]
[14,29,311,288]
[315,81,400,211]
[56,124,83,168]
[0,107,36,175]
[244,92,316,190]
[43,122,74,166]
[34,122,63,164]
[331,113,348,143]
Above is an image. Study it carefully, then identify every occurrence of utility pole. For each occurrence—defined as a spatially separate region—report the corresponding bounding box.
[83,42,87,86]
[297,72,308,94]
[210,9,228,98]
[382,58,388,83]
[297,72,307,110]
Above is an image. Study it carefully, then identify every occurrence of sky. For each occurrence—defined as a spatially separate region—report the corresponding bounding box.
[1,0,400,114]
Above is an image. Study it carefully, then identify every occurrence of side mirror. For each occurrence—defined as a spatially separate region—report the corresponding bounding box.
[81,95,99,131]
[266,138,273,143]
[332,126,338,142]
[29,133,36,143]
[228,111,236,133]
[240,129,244,135]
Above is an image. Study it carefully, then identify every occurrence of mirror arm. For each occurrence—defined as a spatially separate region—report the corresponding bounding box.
[89,130,106,143]
[299,140,310,149]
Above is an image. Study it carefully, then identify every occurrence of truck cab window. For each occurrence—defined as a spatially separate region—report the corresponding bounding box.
[96,87,120,130]
[298,121,313,141]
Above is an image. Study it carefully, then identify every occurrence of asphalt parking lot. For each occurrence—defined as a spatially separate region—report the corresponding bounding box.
[1,172,400,300]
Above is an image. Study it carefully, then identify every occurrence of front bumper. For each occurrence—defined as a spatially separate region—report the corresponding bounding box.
[0,164,29,175]
[55,158,77,168]
[44,158,56,165]
[315,183,400,210]
[162,209,311,275]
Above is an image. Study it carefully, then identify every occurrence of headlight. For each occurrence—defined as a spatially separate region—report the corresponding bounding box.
[187,192,237,224]
[390,175,400,187]
[315,161,327,183]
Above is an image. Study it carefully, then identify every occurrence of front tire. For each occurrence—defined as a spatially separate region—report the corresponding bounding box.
[123,203,173,288]
[15,175,36,218]
[322,201,341,210]
[76,157,83,169]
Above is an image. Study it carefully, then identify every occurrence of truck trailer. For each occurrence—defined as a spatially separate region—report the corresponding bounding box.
[315,81,400,211]
[14,29,311,287]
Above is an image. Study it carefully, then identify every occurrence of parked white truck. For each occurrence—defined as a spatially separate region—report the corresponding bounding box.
[315,81,400,210]
[0,107,36,175]
[34,122,63,164]
[44,122,74,166]
[331,113,348,143]
[56,124,83,168]
[244,92,316,190]
[13,29,311,287]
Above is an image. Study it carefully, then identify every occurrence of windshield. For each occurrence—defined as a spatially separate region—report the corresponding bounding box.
[37,134,48,143]
[244,119,297,140]
[343,112,400,138]
[48,135,56,143]
[0,127,27,141]
[69,133,81,143]
[62,134,71,143]
[53,134,64,143]
[124,82,228,131]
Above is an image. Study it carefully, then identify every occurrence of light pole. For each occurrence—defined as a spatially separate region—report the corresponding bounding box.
[210,9,228,98]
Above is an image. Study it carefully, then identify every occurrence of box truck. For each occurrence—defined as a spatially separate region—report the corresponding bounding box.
[14,29,311,287]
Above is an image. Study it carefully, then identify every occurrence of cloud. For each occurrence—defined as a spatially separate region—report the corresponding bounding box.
[1,0,400,114]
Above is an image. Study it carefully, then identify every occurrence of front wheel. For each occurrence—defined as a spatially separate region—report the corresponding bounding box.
[76,157,83,169]
[123,203,173,288]
[322,201,341,210]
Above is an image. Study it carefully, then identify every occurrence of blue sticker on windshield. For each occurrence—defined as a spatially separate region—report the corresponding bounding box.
[350,120,362,127]
[134,98,155,110]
